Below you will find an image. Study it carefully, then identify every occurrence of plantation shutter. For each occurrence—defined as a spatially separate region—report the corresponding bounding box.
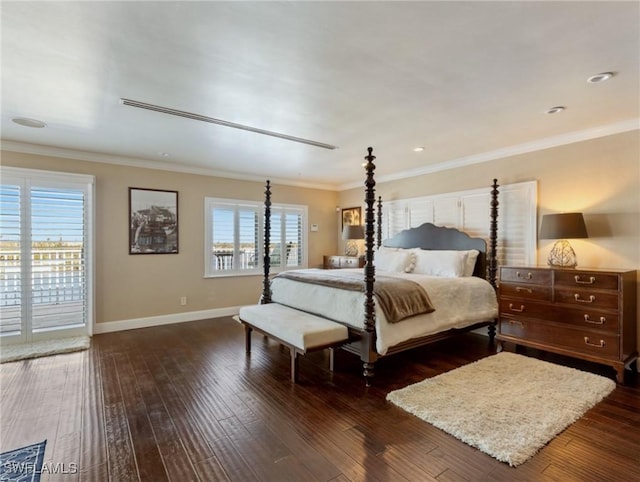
[0,167,94,343]
[205,198,307,276]
[461,193,491,238]
[432,197,459,228]
[283,209,303,267]
[382,201,407,239]
[408,199,434,228]
[0,183,22,334]
[31,186,87,329]
[237,206,260,271]
[378,181,537,266]
[497,182,537,267]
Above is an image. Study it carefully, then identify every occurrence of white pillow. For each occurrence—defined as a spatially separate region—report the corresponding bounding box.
[463,249,480,277]
[411,249,469,277]
[375,247,415,273]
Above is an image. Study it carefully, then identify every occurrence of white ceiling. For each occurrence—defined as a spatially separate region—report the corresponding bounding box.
[2,1,639,190]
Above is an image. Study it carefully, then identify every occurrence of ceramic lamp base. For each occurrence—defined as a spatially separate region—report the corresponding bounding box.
[345,240,359,257]
[547,239,578,268]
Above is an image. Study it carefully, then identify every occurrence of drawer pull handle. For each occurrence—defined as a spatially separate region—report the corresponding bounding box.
[515,286,533,293]
[574,294,595,303]
[584,314,606,325]
[584,337,605,348]
[509,303,525,312]
[574,275,596,285]
[516,271,533,280]
[507,320,524,327]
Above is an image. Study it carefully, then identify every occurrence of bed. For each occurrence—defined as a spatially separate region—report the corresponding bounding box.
[257,147,499,384]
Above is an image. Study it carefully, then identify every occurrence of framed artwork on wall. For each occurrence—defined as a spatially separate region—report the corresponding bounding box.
[341,206,361,230]
[129,187,179,254]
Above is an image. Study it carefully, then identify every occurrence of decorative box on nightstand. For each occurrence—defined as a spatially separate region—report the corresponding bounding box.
[496,266,638,383]
[323,255,365,269]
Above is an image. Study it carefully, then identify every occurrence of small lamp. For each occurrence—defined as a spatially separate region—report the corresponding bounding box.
[342,225,364,256]
[539,213,588,268]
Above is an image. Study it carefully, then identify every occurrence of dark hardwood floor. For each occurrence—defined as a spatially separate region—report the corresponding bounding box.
[1,316,639,481]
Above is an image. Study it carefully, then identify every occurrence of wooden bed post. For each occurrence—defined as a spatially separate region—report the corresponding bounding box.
[488,178,499,340]
[261,180,272,304]
[362,147,378,386]
[488,179,499,288]
[376,196,383,249]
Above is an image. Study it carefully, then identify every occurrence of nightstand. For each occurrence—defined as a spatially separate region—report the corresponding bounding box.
[323,255,365,269]
[496,266,638,383]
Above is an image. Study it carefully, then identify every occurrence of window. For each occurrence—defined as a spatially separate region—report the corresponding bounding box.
[204,197,308,277]
[381,181,537,267]
[0,167,94,344]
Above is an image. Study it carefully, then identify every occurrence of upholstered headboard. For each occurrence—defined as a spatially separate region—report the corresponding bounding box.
[382,223,487,278]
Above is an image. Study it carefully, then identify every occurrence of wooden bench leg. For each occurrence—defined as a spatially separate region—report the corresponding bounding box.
[244,325,252,353]
[291,349,299,383]
[329,347,335,372]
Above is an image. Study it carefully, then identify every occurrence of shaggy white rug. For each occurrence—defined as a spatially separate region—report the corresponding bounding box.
[386,352,616,467]
[0,336,90,363]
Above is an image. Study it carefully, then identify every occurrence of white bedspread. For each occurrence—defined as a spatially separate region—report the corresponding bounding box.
[270,268,498,355]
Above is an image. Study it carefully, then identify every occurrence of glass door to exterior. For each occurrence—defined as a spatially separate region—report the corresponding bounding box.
[0,168,94,345]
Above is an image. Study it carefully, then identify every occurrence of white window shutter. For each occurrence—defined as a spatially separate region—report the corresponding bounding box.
[408,199,434,228]
[461,193,491,239]
[205,198,307,276]
[498,182,537,267]
[379,181,537,269]
[433,197,459,228]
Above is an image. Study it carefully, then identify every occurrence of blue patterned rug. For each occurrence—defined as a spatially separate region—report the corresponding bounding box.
[0,441,46,482]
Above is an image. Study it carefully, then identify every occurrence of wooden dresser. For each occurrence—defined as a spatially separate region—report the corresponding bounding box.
[323,255,365,269]
[497,266,637,383]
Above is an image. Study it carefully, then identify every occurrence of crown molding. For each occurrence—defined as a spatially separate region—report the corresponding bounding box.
[0,140,339,191]
[3,117,637,193]
[338,118,640,191]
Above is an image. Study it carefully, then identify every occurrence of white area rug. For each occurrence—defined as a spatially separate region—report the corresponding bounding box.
[0,336,90,363]
[386,352,616,467]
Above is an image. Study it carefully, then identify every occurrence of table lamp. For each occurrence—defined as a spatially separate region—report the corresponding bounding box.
[342,225,364,256]
[539,213,588,268]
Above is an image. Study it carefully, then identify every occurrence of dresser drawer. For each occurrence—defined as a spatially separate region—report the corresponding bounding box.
[555,288,619,310]
[499,298,550,319]
[324,256,341,269]
[341,257,362,268]
[500,267,551,285]
[500,283,551,301]
[499,299,620,333]
[554,271,619,291]
[499,318,620,359]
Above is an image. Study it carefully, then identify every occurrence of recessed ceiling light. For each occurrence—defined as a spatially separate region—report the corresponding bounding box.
[12,117,46,128]
[587,72,615,84]
[545,106,566,115]
[413,146,425,152]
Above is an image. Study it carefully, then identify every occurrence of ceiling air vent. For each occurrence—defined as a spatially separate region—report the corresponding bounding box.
[120,98,338,150]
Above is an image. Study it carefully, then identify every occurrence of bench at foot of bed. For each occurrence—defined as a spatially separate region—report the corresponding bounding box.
[236,303,350,382]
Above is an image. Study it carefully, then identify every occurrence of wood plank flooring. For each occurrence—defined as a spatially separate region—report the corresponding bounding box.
[1,316,638,481]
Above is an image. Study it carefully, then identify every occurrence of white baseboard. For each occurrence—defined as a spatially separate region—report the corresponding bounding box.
[93,306,241,334]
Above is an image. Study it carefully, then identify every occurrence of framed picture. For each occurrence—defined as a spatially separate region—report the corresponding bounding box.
[341,206,361,230]
[129,188,179,254]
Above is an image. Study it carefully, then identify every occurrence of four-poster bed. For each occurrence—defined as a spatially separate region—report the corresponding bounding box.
[238,147,500,385]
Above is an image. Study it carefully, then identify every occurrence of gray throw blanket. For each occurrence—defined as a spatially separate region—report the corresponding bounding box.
[275,270,435,323]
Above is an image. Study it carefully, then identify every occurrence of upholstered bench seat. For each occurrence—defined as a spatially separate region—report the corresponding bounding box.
[236,303,349,382]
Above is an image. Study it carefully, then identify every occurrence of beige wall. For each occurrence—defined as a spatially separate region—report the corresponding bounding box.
[339,130,640,350]
[1,151,338,324]
[2,130,639,350]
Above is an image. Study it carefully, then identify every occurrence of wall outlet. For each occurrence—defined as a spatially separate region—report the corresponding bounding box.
[180,296,187,306]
